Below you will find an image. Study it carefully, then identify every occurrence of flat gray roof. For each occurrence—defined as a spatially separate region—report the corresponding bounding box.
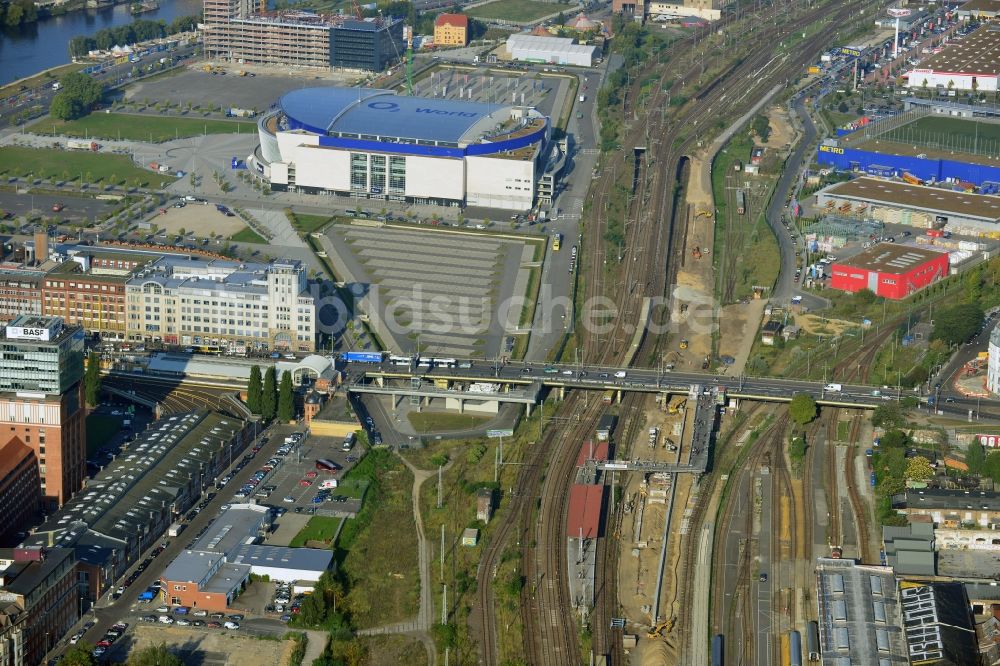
[190,504,270,555]
[228,544,333,575]
[915,24,1000,75]
[820,177,1000,222]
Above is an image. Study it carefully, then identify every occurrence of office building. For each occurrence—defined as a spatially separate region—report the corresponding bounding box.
[0,438,39,547]
[0,316,86,509]
[203,0,405,74]
[126,255,316,352]
[0,547,78,666]
[0,270,43,325]
[434,14,468,46]
[254,87,551,211]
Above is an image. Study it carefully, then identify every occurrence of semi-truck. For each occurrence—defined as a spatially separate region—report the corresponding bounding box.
[67,139,99,151]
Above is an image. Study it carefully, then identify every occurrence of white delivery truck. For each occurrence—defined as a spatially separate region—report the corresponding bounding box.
[824,383,843,392]
[168,522,184,537]
[579,94,586,102]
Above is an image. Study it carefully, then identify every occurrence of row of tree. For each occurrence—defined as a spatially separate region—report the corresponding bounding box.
[68,15,199,58]
[246,365,295,422]
[2,0,37,27]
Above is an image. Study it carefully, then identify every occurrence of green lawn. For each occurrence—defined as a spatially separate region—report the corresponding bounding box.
[0,146,173,188]
[31,113,257,142]
[406,411,490,433]
[85,413,122,458]
[289,516,343,548]
[230,226,267,244]
[466,0,558,21]
[289,212,333,234]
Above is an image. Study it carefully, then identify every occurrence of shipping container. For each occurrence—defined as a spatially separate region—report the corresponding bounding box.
[342,351,385,363]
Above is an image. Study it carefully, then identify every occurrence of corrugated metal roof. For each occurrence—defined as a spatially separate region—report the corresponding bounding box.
[575,440,609,466]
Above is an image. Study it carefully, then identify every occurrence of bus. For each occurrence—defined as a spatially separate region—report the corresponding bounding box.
[432,358,456,368]
[315,459,341,473]
[551,233,562,251]
[389,355,412,366]
[194,345,223,355]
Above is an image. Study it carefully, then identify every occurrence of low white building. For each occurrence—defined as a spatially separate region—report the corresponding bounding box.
[505,34,598,67]
[906,25,1000,93]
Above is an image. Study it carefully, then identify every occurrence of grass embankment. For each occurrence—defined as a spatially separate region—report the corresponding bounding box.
[31,113,256,142]
[85,413,122,458]
[465,0,557,22]
[0,63,85,99]
[287,211,334,235]
[335,448,419,629]
[357,635,429,666]
[230,226,267,244]
[404,399,552,662]
[406,412,490,433]
[0,146,173,188]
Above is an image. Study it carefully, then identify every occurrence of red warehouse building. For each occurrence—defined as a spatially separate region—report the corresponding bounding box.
[829,244,949,300]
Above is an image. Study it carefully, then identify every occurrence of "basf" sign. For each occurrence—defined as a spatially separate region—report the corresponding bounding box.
[976,434,1000,448]
[5,326,51,341]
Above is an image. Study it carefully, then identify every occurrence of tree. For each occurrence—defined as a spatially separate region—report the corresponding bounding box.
[837,101,849,113]
[966,441,986,475]
[49,72,104,121]
[278,371,295,422]
[247,365,262,414]
[296,587,328,626]
[751,113,771,143]
[84,351,101,407]
[261,366,277,420]
[62,644,98,666]
[789,434,807,462]
[854,288,877,305]
[931,302,984,345]
[872,403,903,429]
[128,643,183,666]
[880,429,910,450]
[905,456,934,482]
[789,393,817,426]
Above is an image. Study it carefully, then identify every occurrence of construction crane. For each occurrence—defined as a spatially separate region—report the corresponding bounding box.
[405,25,414,95]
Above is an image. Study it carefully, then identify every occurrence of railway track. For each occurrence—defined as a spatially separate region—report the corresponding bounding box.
[843,412,873,563]
[477,0,889,661]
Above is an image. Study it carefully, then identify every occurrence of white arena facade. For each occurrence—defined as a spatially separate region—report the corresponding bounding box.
[252,87,552,211]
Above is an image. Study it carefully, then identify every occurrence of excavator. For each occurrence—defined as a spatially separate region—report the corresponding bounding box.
[647,618,675,640]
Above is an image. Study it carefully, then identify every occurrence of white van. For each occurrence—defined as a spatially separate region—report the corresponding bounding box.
[614,371,627,379]
[321,479,338,489]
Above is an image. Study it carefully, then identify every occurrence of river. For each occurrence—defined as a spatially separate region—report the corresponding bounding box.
[0,0,203,86]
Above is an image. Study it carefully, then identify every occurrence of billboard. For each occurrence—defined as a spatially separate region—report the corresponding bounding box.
[975,434,1000,448]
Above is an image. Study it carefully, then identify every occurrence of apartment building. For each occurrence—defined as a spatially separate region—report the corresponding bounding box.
[0,270,43,325]
[125,256,316,352]
[434,14,469,46]
[0,316,86,510]
[0,438,39,546]
[0,547,78,666]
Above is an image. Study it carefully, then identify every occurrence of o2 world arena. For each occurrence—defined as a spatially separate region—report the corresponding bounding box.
[252,87,553,211]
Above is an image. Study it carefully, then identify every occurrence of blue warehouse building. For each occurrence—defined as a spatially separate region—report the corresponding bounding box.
[816,140,1000,187]
[252,87,556,211]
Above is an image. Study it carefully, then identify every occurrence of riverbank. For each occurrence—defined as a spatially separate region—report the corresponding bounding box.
[0,63,85,99]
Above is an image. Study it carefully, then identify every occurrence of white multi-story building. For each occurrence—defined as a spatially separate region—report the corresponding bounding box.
[125,256,315,352]
[989,326,1000,395]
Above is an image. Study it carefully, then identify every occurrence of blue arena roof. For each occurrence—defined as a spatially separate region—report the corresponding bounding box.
[279,87,514,144]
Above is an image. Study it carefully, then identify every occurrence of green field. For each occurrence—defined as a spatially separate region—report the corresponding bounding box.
[31,113,257,142]
[881,115,1000,154]
[230,226,267,244]
[466,0,557,22]
[289,516,343,548]
[0,146,173,188]
[85,413,122,457]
